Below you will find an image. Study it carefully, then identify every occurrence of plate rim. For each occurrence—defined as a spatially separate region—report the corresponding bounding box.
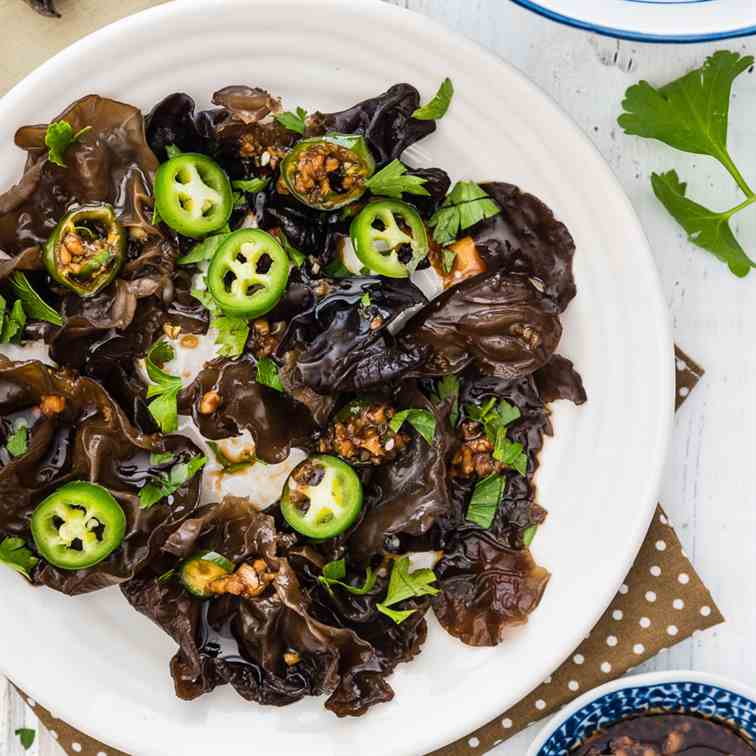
[0,0,675,753]
[510,0,756,43]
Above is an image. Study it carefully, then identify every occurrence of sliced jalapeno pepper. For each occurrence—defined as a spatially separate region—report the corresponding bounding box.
[280,133,375,211]
[43,204,126,297]
[179,550,235,598]
[350,199,429,278]
[154,153,233,237]
[281,455,363,539]
[30,481,126,571]
[207,229,289,318]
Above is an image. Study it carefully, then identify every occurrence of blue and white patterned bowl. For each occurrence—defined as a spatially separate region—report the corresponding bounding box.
[527,671,756,755]
[510,0,756,43]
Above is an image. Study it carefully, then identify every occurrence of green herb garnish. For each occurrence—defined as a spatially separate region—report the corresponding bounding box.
[10,272,63,326]
[149,451,176,466]
[412,77,454,120]
[178,232,232,265]
[618,50,756,277]
[319,558,377,596]
[145,340,182,433]
[523,525,538,546]
[190,286,250,358]
[276,106,308,135]
[465,397,526,475]
[0,536,38,580]
[389,408,436,445]
[214,315,250,357]
[377,555,439,624]
[45,120,91,167]
[466,474,505,529]
[165,144,182,159]
[441,248,456,274]
[432,374,460,426]
[364,159,430,199]
[255,357,283,392]
[5,421,28,458]
[233,177,270,194]
[14,728,35,751]
[428,181,500,246]
[276,229,306,268]
[138,454,206,509]
[0,298,26,344]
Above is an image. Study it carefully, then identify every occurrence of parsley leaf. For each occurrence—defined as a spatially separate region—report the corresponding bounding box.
[14,728,35,751]
[233,177,269,194]
[10,272,63,325]
[523,525,538,546]
[190,286,250,358]
[466,474,505,529]
[389,408,436,445]
[0,536,38,580]
[428,181,501,245]
[377,556,439,624]
[165,143,182,159]
[651,170,754,277]
[139,454,206,509]
[45,120,91,168]
[441,248,456,274]
[432,374,460,426]
[412,77,454,121]
[360,291,371,308]
[5,421,28,457]
[145,340,182,432]
[177,232,232,265]
[214,316,250,357]
[149,451,176,466]
[618,51,756,276]
[618,51,754,194]
[465,398,527,475]
[256,357,283,392]
[275,106,308,135]
[275,229,306,267]
[319,558,377,596]
[364,159,430,199]
[0,299,26,343]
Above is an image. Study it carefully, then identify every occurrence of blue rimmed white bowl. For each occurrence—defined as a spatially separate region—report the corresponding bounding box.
[511,0,756,43]
[527,671,756,755]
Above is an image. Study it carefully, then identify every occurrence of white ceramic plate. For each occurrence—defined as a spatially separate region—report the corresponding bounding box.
[0,1,674,754]
[511,0,756,43]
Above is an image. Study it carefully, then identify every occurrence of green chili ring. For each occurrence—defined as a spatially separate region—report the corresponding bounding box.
[350,199,429,278]
[154,153,233,238]
[280,133,375,211]
[44,204,126,297]
[207,228,290,318]
[30,481,126,571]
[281,455,363,539]
[179,550,235,598]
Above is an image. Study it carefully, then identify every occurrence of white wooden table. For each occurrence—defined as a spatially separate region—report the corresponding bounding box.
[2,1,756,754]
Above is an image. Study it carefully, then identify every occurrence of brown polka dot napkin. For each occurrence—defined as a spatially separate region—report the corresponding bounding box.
[11,349,722,756]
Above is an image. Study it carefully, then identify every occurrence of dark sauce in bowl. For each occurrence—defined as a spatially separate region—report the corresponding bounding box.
[574,713,756,755]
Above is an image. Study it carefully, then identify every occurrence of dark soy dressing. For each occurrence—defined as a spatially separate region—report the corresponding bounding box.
[574,713,756,755]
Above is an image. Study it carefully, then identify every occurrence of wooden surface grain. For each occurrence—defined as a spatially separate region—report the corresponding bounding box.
[1,1,755,754]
